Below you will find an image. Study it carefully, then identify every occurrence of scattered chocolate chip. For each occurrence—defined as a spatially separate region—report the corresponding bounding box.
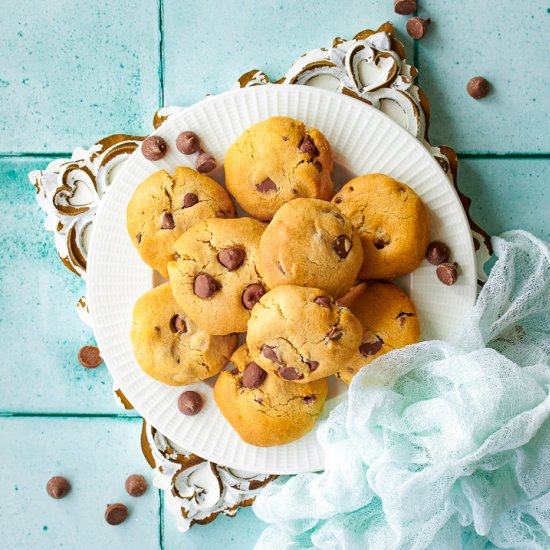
[426,241,450,265]
[373,235,390,249]
[436,262,459,286]
[194,273,220,298]
[326,327,343,341]
[334,196,342,204]
[242,362,267,389]
[195,152,216,173]
[313,161,322,172]
[176,131,200,155]
[256,177,277,193]
[105,503,128,526]
[261,345,284,365]
[125,475,148,497]
[359,338,383,357]
[183,193,199,208]
[394,0,416,15]
[277,366,303,381]
[406,17,430,39]
[467,77,490,99]
[136,232,142,244]
[298,134,319,156]
[170,314,187,334]
[217,247,245,271]
[46,476,71,499]
[333,235,352,259]
[306,360,319,371]
[242,283,266,310]
[314,296,331,309]
[141,135,167,161]
[303,395,317,404]
[78,345,102,369]
[161,212,175,230]
[178,391,203,415]
[277,261,286,274]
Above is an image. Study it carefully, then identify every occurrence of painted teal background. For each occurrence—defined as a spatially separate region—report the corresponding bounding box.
[0,1,548,549]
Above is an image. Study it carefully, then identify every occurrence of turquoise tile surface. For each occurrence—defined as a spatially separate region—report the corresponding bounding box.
[0,417,159,550]
[163,0,410,106]
[0,158,137,414]
[0,0,160,153]
[418,0,550,153]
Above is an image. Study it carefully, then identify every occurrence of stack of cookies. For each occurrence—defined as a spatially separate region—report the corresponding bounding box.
[127,117,428,447]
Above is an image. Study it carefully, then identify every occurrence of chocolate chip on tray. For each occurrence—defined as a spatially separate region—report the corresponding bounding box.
[105,503,128,525]
[242,362,267,389]
[46,476,71,499]
[78,345,103,369]
[141,135,167,161]
[406,17,430,39]
[195,151,216,173]
[178,391,203,416]
[125,475,148,497]
[426,241,450,265]
[467,77,490,99]
[436,262,459,286]
[394,0,416,15]
[176,131,201,155]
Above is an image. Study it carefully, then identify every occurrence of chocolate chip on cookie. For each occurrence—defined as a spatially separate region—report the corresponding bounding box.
[332,235,352,259]
[242,362,267,389]
[183,192,199,208]
[46,476,71,499]
[256,177,277,193]
[242,284,266,310]
[176,131,201,155]
[169,314,187,334]
[105,503,128,525]
[436,262,459,286]
[178,391,203,415]
[161,212,175,230]
[426,241,450,265]
[194,273,220,298]
[278,366,304,381]
[261,345,284,365]
[195,152,216,173]
[326,327,343,341]
[306,360,319,371]
[359,338,383,357]
[217,247,245,271]
[78,345,102,369]
[136,232,142,244]
[314,296,331,309]
[299,134,319,156]
[373,234,390,249]
[141,135,167,161]
[303,395,317,404]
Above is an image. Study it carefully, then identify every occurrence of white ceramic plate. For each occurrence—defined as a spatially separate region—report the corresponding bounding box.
[88,85,476,474]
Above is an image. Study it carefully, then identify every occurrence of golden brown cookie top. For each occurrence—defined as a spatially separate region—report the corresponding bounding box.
[259,198,363,298]
[126,167,236,276]
[224,117,333,220]
[332,173,430,279]
[246,285,362,383]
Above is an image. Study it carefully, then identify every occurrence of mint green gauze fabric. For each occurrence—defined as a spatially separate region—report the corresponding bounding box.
[253,231,550,549]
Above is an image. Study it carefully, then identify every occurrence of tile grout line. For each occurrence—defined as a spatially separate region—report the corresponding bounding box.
[158,0,165,109]
[158,489,165,550]
[0,412,142,419]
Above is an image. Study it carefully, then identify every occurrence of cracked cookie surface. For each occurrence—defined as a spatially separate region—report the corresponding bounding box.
[246,285,362,383]
[127,167,236,276]
[130,283,237,385]
[224,116,333,220]
[259,198,363,299]
[214,345,328,447]
[331,173,430,279]
[168,217,266,335]
[335,281,421,384]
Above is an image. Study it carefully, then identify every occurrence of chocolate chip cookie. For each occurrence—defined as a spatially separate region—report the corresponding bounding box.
[224,117,333,220]
[332,173,430,279]
[335,281,421,384]
[259,198,363,298]
[214,345,328,447]
[246,285,363,383]
[127,167,236,276]
[167,217,266,335]
[130,283,237,385]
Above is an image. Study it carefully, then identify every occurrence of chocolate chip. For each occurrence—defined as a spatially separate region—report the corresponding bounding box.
[277,366,303,381]
[282,135,288,141]
[125,475,148,497]
[426,241,450,265]
[242,283,266,310]
[105,503,128,525]
[290,188,298,195]
[314,296,331,309]
[298,134,319,156]
[261,345,284,365]
[78,345,102,369]
[136,232,142,244]
[217,247,245,271]
[183,193,199,208]
[396,312,414,327]
[177,391,203,415]
[394,0,416,15]
[306,360,319,371]
[436,262,459,286]
[313,161,322,172]
[334,196,342,204]
[256,177,277,193]
[467,77,490,99]
[154,326,160,333]
[194,273,220,298]
[161,212,175,230]
[141,135,167,161]
[242,362,267,389]
[176,131,200,155]
[228,366,240,375]
[46,476,71,499]
[326,327,343,341]
[333,235,352,259]
[277,261,286,274]
[303,395,317,404]
[373,235,390,249]
[195,152,216,173]
[406,17,430,39]
[170,314,187,334]
[254,396,264,404]
[359,338,383,357]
